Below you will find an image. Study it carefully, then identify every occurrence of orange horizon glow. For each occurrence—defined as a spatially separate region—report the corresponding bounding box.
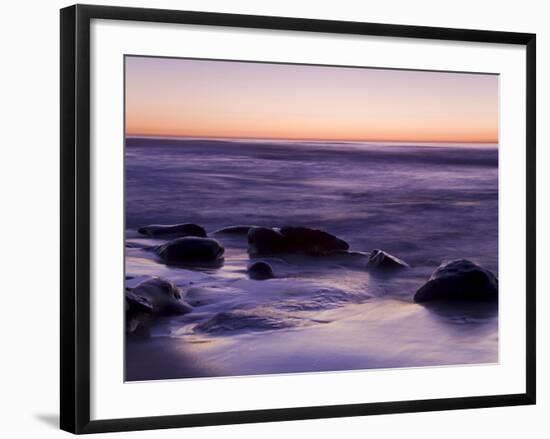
[125,133,499,144]
[125,57,499,143]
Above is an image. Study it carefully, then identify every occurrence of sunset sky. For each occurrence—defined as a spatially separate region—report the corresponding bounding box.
[125,56,499,143]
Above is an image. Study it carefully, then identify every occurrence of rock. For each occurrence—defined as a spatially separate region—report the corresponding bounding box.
[126,290,153,318]
[247,226,349,256]
[367,249,409,270]
[248,261,275,280]
[248,227,290,255]
[280,226,349,255]
[127,277,192,316]
[125,277,192,338]
[156,237,224,265]
[414,259,498,303]
[130,276,183,300]
[125,290,153,336]
[138,223,207,238]
[213,225,256,235]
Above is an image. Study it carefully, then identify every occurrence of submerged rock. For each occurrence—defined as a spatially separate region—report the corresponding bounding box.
[213,225,257,235]
[276,287,364,311]
[367,249,409,270]
[138,223,207,238]
[156,237,224,266]
[127,276,192,316]
[125,277,192,338]
[248,226,349,256]
[194,310,304,334]
[414,259,498,303]
[248,261,275,280]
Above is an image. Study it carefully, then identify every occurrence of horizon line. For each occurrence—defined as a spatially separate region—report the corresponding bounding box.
[125,133,499,144]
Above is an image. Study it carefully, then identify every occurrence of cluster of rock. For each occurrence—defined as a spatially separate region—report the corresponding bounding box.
[129,222,498,336]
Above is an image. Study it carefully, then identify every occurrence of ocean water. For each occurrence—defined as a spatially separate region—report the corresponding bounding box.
[125,137,498,381]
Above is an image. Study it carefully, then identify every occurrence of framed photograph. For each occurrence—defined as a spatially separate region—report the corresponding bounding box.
[60,4,536,434]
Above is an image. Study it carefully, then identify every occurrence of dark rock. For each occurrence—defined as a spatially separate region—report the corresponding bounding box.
[280,226,349,255]
[248,261,275,280]
[126,290,153,315]
[127,277,192,316]
[414,259,498,303]
[138,223,207,238]
[248,226,349,256]
[125,290,153,336]
[156,237,224,266]
[367,249,409,270]
[213,225,256,235]
[248,227,290,255]
[125,276,192,338]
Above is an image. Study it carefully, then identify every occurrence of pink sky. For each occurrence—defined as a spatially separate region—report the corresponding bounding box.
[125,56,498,143]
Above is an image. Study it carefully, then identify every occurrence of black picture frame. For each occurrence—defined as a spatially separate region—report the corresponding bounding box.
[60,4,536,434]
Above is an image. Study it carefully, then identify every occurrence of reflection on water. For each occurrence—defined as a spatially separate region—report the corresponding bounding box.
[125,138,498,381]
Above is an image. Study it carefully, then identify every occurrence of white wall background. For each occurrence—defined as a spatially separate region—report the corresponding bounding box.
[0,0,546,437]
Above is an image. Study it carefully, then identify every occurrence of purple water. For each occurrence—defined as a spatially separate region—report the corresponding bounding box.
[125,137,498,381]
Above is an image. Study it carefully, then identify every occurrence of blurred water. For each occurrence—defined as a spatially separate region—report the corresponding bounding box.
[125,137,498,380]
